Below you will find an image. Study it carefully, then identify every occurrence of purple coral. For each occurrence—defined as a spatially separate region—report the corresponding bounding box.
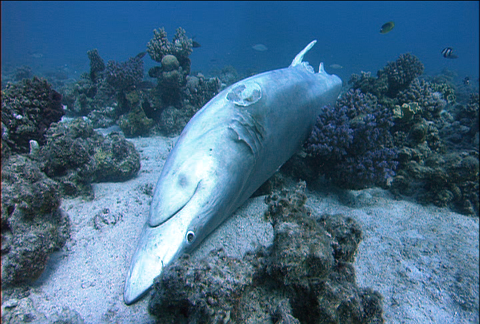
[306,105,353,160]
[105,56,144,91]
[305,89,398,189]
[381,53,424,96]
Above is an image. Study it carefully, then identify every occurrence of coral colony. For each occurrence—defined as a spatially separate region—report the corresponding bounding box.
[1,23,478,323]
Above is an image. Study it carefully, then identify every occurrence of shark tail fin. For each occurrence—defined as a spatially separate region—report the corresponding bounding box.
[290,40,317,67]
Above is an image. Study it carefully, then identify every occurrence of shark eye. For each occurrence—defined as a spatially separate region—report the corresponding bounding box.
[186,231,195,244]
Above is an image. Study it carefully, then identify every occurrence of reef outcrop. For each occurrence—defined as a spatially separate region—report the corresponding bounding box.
[148,182,384,323]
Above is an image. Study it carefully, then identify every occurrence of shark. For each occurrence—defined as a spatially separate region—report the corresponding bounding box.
[124,40,342,304]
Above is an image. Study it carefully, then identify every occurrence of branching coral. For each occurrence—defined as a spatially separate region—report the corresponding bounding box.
[305,89,398,189]
[146,27,193,70]
[146,27,195,109]
[350,53,424,99]
[380,53,424,97]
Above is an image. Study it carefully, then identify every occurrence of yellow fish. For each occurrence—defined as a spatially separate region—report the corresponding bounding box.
[380,21,395,34]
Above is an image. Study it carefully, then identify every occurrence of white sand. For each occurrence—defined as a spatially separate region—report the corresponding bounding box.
[17,135,478,323]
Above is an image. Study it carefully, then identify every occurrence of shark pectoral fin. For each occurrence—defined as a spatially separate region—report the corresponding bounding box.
[148,174,200,227]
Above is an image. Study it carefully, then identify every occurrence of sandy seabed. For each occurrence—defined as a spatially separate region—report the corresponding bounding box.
[12,135,479,323]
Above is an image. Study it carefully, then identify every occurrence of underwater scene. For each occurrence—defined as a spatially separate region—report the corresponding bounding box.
[1,1,479,323]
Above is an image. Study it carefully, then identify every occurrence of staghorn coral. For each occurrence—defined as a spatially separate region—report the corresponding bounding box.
[1,77,64,153]
[148,182,384,323]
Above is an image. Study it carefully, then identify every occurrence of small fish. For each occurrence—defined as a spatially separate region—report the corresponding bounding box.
[135,52,146,59]
[191,36,201,48]
[442,47,458,59]
[28,51,44,58]
[329,64,343,69]
[463,77,470,86]
[252,44,268,52]
[380,21,395,34]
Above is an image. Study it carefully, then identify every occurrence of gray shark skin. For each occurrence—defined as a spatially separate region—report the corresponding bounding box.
[124,40,342,305]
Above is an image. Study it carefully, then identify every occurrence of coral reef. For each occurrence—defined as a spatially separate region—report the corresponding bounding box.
[349,53,424,99]
[305,89,398,189]
[13,66,33,81]
[1,155,70,288]
[35,118,140,197]
[92,132,141,182]
[392,150,479,215]
[183,74,222,109]
[118,106,154,137]
[148,182,384,323]
[331,55,479,216]
[155,73,221,135]
[381,53,424,97]
[396,78,447,122]
[105,55,144,92]
[62,50,117,118]
[157,105,199,135]
[1,77,64,153]
[387,78,478,216]
[146,27,194,107]
[146,27,193,72]
[87,48,105,83]
[442,93,479,150]
[1,297,85,324]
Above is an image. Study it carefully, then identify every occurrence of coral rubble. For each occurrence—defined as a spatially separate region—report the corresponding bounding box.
[35,118,140,197]
[1,155,70,288]
[148,182,384,323]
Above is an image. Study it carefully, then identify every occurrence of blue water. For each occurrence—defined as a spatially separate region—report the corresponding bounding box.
[1,1,479,83]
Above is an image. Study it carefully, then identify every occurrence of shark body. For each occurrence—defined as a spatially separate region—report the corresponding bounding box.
[124,40,342,304]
